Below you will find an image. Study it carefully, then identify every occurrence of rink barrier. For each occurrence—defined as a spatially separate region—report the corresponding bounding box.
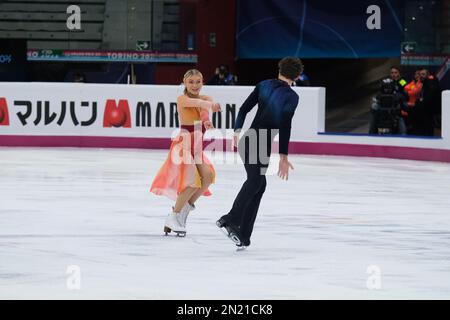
[0,83,449,163]
[2,135,450,163]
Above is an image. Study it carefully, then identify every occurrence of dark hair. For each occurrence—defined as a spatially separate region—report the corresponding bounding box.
[278,57,303,81]
[218,64,228,74]
[390,66,401,72]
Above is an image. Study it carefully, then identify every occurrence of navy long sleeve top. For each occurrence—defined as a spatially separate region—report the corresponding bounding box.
[234,79,299,155]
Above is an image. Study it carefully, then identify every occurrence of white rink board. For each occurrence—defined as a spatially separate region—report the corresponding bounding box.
[0,83,448,151]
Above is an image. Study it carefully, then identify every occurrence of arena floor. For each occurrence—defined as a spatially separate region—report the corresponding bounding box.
[1,147,450,299]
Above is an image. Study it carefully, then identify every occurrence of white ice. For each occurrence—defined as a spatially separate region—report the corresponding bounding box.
[1,147,450,299]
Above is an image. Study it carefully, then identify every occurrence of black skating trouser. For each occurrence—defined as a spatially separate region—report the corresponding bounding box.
[226,129,273,242]
[227,163,267,242]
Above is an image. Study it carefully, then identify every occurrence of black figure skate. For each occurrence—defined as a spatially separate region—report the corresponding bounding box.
[216,216,242,246]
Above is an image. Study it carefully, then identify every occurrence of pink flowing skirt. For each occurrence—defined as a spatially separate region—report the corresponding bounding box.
[150,125,215,201]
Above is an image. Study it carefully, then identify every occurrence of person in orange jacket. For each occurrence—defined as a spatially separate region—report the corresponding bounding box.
[404,70,423,107]
[403,70,423,131]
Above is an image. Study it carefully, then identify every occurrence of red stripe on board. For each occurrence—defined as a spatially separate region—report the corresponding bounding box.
[1,135,450,163]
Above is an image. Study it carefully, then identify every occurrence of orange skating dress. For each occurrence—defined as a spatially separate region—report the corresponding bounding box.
[150,94,216,201]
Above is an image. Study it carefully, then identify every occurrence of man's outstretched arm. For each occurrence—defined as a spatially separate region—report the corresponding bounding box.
[278,95,299,180]
[234,85,259,132]
[232,85,259,149]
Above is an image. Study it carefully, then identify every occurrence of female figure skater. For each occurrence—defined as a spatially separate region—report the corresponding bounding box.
[150,69,221,236]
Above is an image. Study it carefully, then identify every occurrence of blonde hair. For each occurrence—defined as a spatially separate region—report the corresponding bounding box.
[183,69,203,96]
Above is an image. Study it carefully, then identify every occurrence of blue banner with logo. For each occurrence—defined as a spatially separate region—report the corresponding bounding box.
[236,0,404,59]
[0,39,27,81]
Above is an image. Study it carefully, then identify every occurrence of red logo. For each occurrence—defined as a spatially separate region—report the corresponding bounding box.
[0,97,10,126]
[103,99,131,128]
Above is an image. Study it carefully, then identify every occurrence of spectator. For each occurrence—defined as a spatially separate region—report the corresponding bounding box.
[404,70,423,107]
[403,69,423,131]
[389,66,408,101]
[207,65,237,85]
[409,68,442,136]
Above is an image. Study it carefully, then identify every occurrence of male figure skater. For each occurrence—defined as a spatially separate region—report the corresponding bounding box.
[217,57,303,249]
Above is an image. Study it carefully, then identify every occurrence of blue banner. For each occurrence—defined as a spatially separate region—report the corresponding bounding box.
[237,0,404,59]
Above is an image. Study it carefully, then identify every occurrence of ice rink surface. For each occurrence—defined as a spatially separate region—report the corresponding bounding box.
[1,147,450,299]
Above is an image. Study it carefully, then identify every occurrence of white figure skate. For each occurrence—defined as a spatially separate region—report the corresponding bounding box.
[164,210,186,237]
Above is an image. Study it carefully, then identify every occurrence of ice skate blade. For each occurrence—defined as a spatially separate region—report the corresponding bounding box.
[236,246,247,251]
[217,223,242,246]
[164,226,186,237]
[218,225,229,237]
[229,233,242,246]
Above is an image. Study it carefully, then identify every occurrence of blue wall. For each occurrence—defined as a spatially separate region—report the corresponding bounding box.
[236,0,405,59]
